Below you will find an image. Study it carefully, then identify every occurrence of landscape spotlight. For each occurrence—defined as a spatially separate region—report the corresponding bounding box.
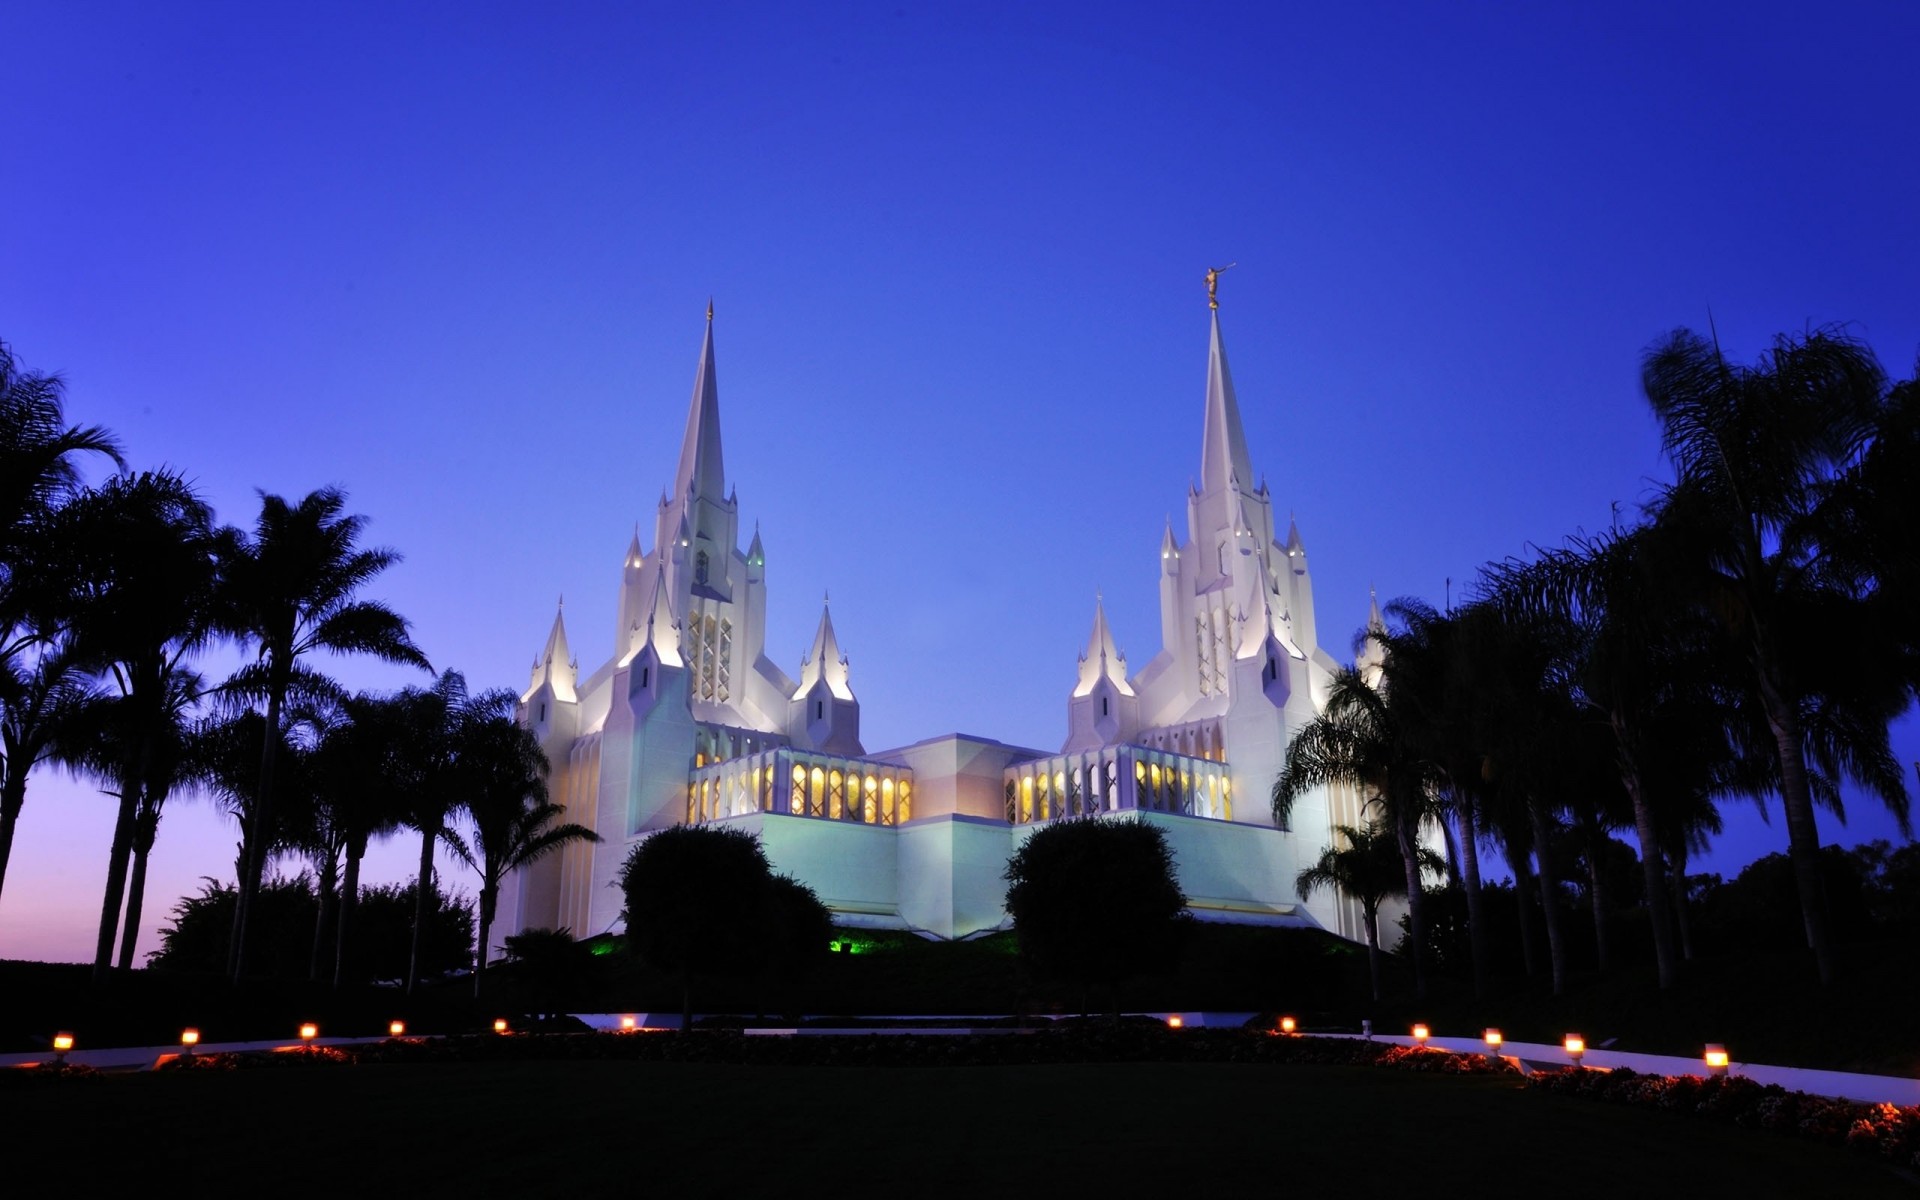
[1483,1028,1503,1051]
[1166,1015,1184,1029]
[493,1018,509,1035]
[51,1031,74,1062]
[299,1022,319,1042]
[1411,1023,1430,1045]
[1564,1034,1585,1065]
[1279,1016,1296,1035]
[389,1020,407,1038]
[1704,1044,1729,1077]
[181,1028,200,1053]
[620,1016,638,1031]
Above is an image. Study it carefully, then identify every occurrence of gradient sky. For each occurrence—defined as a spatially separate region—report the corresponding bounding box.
[3,2,1916,963]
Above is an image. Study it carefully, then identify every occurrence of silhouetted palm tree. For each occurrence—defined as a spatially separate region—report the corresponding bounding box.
[306,691,414,986]
[222,487,430,982]
[451,709,598,1000]
[1296,819,1440,1002]
[1276,659,1446,999]
[53,471,225,980]
[1643,327,1910,983]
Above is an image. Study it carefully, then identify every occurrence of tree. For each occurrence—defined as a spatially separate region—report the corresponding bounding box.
[53,472,225,981]
[389,670,477,995]
[0,339,120,914]
[620,824,779,1032]
[1275,658,1445,998]
[1296,819,1439,1001]
[305,691,415,986]
[1643,327,1911,984]
[222,486,430,983]
[1002,816,1188,1022]
[452,708,599,1001]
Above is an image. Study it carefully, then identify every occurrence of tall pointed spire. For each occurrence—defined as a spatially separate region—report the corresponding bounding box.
[637,569,683,666]
[796,598,853,700]
[1200,311,1255,496]
[1073,595,1135,697]
[672,311,726,509]
[525,600,577,702]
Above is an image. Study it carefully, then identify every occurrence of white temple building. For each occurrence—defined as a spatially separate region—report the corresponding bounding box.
[501,298,1371,945]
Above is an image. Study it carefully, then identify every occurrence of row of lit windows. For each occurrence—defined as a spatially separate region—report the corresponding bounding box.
[684,751,912,828]
[1004,750,1232,826]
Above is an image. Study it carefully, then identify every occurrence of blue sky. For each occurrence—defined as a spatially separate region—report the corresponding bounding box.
[3,1,1916,962]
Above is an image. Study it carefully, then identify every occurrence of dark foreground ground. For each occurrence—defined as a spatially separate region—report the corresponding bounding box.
[3,1059,1910,1197]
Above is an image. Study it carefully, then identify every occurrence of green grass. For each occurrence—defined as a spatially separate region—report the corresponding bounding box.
[2,1059,1909,1196]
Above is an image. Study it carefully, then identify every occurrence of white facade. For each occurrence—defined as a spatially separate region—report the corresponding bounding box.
[501,306,1370,945]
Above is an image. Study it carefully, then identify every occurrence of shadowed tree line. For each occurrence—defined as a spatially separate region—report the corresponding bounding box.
[1277,326,1917,995]
[0,337,597,994]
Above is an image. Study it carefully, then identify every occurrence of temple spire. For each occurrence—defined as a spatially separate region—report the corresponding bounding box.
[1200,311,1255,496]
[672,314,726,509]
[1074,594,1135,697]
[796,598,853,700]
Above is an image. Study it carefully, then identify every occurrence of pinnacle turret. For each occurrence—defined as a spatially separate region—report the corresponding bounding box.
[795,597,853,700]
[1073,595,1135,698]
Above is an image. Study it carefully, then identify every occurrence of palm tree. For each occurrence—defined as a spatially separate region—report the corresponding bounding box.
[1643,327,1910,984]
[451,708,599,1000]
[52,472,225,980]
[0,339,121,559]
[306,691,413,986]
[391,670,482,995]
[0,638,98,909]
[222,487,430,982]
[1275,658,1446,999]
[1296,819,1441,1002]
[0,340,121,913]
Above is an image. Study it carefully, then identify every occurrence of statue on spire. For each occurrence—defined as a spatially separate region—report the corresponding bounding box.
[1205,262,1236,310]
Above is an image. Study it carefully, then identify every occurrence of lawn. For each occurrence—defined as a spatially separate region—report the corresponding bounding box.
[7,1059,1910,1196]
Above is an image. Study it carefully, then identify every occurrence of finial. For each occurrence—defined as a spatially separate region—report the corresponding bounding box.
[1205,262,1237,310]
[706,297,714,323]
[557,593,564,610]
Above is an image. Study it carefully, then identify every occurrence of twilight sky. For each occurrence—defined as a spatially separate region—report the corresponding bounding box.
[3,2,1916,964]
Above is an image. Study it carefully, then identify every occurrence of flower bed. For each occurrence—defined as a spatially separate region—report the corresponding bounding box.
[1528,1066,1920,1169]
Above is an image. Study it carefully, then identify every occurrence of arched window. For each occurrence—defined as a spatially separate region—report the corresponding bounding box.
[695,550,710,586]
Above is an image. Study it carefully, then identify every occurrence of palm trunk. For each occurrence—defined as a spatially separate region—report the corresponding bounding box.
[1363,907,1383,1002]
[1507,842,1539,979]
[1619,747,1679,987]
[1668,854,1696,961]
[1528,801,1568,995]
[310,851,339,982]
[1394,815,1428,1000]
[1457,798,1490,998]
[116,803,162,971]
[334,839,364,988]
[474,882,496,1002]
[1577,807,1612,974]
[1759,676,1835,983]
[231,680,287,982]
[0,763,28,910]
[93,736,149,982]
[406,826,437,995]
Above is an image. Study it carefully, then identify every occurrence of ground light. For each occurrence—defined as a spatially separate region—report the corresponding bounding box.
[389,1020,407,1038]
[493,1018,509,1035]
[299,1022,318,1043]
[1279,1016,1296,1035]
[180,1029,200,1056]
[1166,1015,1184,1029]
[1411,1024,1429,1045]
[1705,1044,1729,1077]
[1564,1034,1585,1066]
[621,1016,638,1031]
[51,1031,73,1063]
[1483,1028,1503,1051]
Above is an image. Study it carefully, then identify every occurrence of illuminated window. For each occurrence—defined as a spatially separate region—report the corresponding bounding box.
[809,767,825,818]
[717,619,732,702]
[1005,780,1018,823]
[829,770,845,820]
[790,763,806,813]
[877,778,892,824]
[896,779,910,823]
